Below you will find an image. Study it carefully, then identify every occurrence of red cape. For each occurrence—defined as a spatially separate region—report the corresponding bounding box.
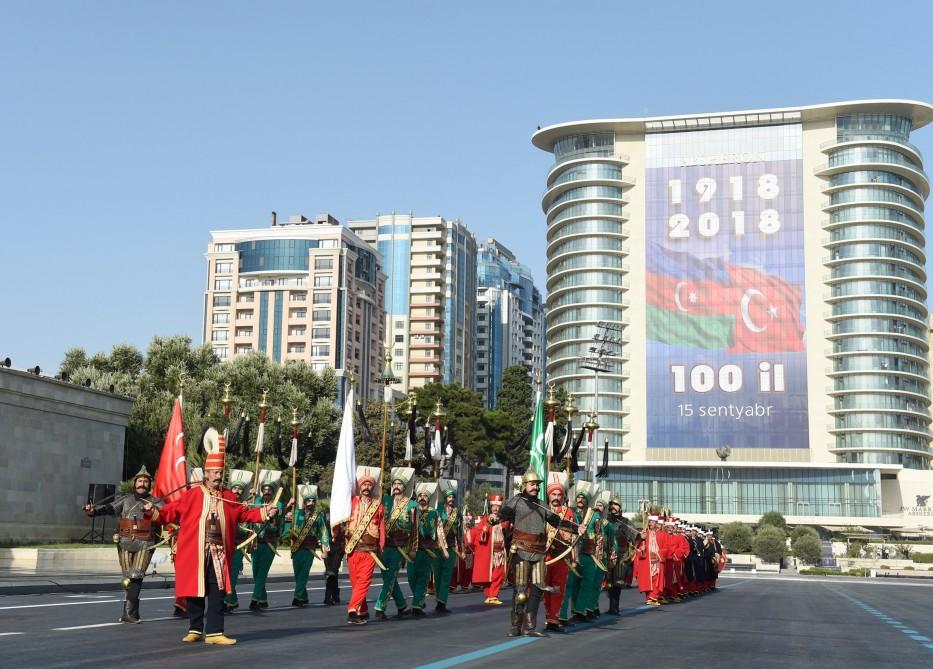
[471,514,510,584]
[158,485,265,598]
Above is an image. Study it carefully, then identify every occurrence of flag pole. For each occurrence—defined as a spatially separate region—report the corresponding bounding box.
[544,382,560,475]
[290,407,299,509]
[377,355,401,496]
[253,389,269,496]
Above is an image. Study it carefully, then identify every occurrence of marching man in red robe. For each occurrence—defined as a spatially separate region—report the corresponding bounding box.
[471,493,510,605]
[344,465,385,625]
[146,429,277,645]
[633,514,667,606]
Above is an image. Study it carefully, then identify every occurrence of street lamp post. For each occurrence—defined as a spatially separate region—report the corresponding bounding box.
[578,321,622,482]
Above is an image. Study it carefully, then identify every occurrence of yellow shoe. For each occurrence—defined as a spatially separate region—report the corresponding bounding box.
[489,597,503,606]
[204,634,237,646]
[181,632,203,643]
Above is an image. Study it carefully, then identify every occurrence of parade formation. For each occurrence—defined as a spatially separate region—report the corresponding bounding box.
[89,384,727,647]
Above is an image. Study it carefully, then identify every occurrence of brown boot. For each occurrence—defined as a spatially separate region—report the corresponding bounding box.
[507,612,522,637]
[523,612,545,637]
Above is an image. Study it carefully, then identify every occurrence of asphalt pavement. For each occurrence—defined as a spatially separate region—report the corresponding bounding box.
[1,574,932,669]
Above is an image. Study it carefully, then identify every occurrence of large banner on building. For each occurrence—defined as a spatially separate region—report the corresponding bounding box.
[645,124,808,449]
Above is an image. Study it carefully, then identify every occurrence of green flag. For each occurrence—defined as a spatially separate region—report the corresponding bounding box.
[647,304,734,348]
[529,395,546,501]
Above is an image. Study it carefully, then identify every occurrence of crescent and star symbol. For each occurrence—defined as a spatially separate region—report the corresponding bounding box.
[673,281,699,313]
[740,288,778,333]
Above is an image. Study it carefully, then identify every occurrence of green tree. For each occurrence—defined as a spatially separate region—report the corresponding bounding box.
[790,525,820,543]
[721,521,753,553]
[753,525,787,563]
[792,533,822,565]
[495,365,533,425]
[846,540,867,558]
[414,382,495,486]
[758,511,787,534]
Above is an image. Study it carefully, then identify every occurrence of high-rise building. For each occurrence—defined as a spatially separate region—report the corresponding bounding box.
[204,213,386,402]
[475,238,545,408]
[349,214,477,393]
[533,100,933,531]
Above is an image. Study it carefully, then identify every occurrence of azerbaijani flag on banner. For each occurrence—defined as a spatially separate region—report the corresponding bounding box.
[646,242,804,352]
[528,394,546,501]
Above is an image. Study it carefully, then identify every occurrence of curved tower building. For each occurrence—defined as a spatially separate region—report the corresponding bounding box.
[533,101,933,532]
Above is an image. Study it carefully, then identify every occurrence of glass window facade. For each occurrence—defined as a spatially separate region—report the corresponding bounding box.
[237,239,321,273]
[602,467,882,518]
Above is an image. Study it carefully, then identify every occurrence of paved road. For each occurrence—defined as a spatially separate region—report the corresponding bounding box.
[2,575,932,668]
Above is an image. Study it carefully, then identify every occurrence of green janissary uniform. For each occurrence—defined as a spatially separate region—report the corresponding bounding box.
[222,469,254,612]
[375,467,417,618]
[433,480,461,612]
[249,469,285,609]
[288,484,331,607]
[409,482,447,614]
[585,491,616,617]
[559,481,599,622]
[576,501,604,618]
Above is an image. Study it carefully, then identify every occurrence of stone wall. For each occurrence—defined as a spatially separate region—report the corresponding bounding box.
[0,368,133,542]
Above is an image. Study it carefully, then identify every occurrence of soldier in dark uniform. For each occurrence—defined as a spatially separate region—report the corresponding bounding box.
[84,465,162,624]
[603,497,634,615]
[499,468,576,637]
[323,508,345,606]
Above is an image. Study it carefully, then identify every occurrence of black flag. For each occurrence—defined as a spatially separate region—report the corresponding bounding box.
[596,438,609,478]
[569,427,585,474]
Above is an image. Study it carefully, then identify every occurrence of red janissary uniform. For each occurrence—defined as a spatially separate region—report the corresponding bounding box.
[345,495,385,616]
[452,522,474,590]
[157,485,267,597]
[634,526,668,602]
[543,505,576,626]
[668,530,690,597]
[471,513,510,599]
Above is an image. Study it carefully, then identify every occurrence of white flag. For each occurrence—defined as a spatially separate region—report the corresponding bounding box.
[288,434,298,468]
[330,387,356,528]
[431,425,443,461]
[405,424,413,463]
[254,420,265,454]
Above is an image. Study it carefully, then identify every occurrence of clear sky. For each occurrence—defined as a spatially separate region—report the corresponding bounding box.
[2,1,932,372]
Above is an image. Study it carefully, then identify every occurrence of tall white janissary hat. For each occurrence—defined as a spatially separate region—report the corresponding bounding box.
[438,478,458,503]
[415,481,438,507]
[390,466,416,497]
[572,480,598,507]
[258,469,283,491]
[298,484,319,501]
[355,465,382,492]
[228,469,253,491]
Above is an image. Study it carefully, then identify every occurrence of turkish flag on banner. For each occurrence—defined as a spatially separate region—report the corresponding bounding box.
[153,396,187,502]
[726,265,805,353]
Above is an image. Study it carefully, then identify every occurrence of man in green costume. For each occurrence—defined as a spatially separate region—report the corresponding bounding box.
[583,490,614,618]
[286,484,331,607]
[374,467,417,620]
[222,469,254,613]
[249,469,284,610]
[433,479,461,614]
[559,480,599,625]
[409,482,448,617]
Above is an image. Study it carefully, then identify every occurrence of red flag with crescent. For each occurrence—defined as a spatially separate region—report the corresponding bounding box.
[154,396,187,502]
[725,265,805,353]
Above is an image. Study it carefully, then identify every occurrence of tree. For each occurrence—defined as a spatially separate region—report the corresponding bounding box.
[495,365,533,426]
[721,521,753,553]
[758,511,787,534]
[414,382,496,486]
[792,534,822,565]
[790,525,820,543]
[753,525,787,563]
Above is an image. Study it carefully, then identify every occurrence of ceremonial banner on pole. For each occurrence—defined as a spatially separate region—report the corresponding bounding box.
[529,396,546,501]
[330,387,356,528]
[153,396,186,502]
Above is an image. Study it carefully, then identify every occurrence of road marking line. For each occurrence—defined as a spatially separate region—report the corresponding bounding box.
[54,622,123,631]
[413,604,655,669]
[0,632,25,636]
[833,590,933,655]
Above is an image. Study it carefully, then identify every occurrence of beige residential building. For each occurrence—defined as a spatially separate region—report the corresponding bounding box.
[348,214,477,393]
[203,213,386,402]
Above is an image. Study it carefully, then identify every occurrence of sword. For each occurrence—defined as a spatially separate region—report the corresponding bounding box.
[397,547,414,563]
[565,558,582,578]
[592,554,608,572]
[370,551,388,570]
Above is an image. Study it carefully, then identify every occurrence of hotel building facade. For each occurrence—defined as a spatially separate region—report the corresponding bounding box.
[533,100,933,532]
[203,213,386,402]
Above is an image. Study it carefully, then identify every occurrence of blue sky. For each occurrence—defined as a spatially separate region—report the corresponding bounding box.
[2,1,932,371]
